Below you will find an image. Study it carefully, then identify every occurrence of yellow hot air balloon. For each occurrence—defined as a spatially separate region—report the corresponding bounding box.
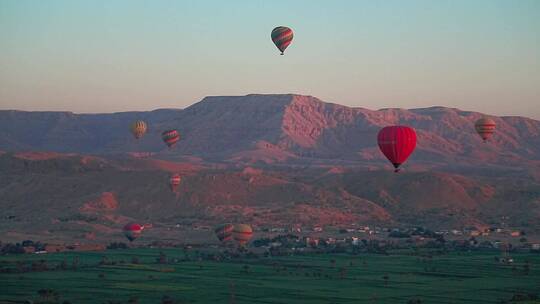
[130,120,148,139]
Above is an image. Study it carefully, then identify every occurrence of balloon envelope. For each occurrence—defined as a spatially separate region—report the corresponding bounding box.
[123,223,144,242]
[130,120,147,139]
[271,26,293,55]
[232,224,253,246]
[169,174,181,192]
[215,223,234,243]
[162,129,180,148]
[475,117,496,142]
[377,126,417,172]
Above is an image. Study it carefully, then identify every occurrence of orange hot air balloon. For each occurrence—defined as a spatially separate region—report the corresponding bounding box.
[475,117,496,142]
[169,174,181,192]
[232,224,253,246]
[215,223,234,243]
[130,120,147,139]
[123,223,144,242]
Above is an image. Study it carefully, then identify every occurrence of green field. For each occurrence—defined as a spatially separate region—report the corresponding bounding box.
[1,249,539,303]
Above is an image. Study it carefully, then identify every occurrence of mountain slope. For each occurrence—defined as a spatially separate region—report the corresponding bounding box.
[1,152,538,243]
[1,94,539,169]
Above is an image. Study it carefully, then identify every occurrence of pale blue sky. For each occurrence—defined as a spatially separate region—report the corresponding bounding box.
[1,0,539,118]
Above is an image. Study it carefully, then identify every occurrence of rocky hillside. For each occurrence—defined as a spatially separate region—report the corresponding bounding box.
[1,94,539,170]
[0,152,538,243]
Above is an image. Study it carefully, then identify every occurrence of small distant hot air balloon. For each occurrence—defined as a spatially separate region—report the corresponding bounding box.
[271,26,293,55]
[123,223,144,242]
[169,173,181,192]
[377,126,417,172]
[475,117,496,142]
[130,120,147,139]
[215,223,234,243]
[232,224,253,246]
[162,129,180,148]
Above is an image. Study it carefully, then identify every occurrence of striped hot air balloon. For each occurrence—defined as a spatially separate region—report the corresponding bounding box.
[123,223,144,242]
[169,173,181,192]
[232,224,253,246]
[215,223,234,243]
[130,120,147,139]
[475,117,496,142]
[377,126,417,173]
[161,129,180,148]
[271,26,293,55]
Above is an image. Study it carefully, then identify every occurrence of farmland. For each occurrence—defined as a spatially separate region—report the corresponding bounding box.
[1,249,539,303]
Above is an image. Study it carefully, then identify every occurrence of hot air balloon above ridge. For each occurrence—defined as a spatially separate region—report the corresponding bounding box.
[162,129,180,148]
[475,117,496,142]
[271,26,293,55]
[130,120,147,139]
[377,125,417,172]
[170,173,181,192]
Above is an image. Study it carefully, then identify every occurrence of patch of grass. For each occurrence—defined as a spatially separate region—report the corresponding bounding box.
[0,249,539,303]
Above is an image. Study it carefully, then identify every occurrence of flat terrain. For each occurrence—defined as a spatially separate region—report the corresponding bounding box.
[1,249,539,303]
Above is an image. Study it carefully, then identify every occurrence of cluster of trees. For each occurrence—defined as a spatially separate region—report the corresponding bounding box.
[251,235,394,256]
[0,256,81,274]
[252,234,300,247]
[106,242,129,250]
[0,240,46,254]
[388,227,446,243]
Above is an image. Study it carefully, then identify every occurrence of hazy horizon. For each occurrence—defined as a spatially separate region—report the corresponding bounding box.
[1,93,539,120]
[1,0,539,118]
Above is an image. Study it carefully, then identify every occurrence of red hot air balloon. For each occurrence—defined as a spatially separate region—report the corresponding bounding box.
[232,224,253,246]
[123,223,144,242]
[161,129,180,148]
[475,117,496,142]
[271,26,293,55]
[169,174,181,192]
[377,126,417,172]
[215,223,234,243]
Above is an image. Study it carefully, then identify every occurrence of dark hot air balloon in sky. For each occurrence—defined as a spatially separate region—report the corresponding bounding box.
[130,120,147,139]
[271,26,293,55]
[377,126,417,172]
[169,174,181,192]
[475,117,496,142]
[123,223,144,242]
[232,224,253,246]
[162,129,180,148]
[215,223,234,243]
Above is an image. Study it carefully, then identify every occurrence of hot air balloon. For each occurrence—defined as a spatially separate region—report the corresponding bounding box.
[162,129,180,148]
[475,117,496,142]
[377,126,417,172]
[130,120,147,139]
[271,26,293,55]
[232,224,253,246]
[169,173,181,192]
[123,223,144,242]
[215,223,234,243]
